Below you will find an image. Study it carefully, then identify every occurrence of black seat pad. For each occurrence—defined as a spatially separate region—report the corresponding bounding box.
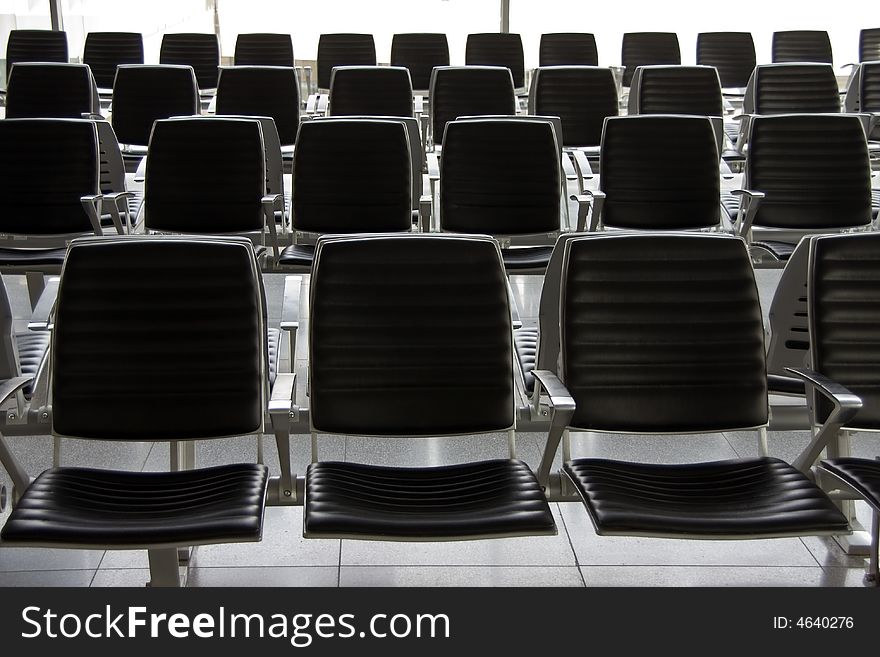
[767,373,806,396]
[0,247,67,267]
[752,240,796,261]
[513,327,538,394]
[502,246,553,271]
[305,459,556,539]
[1,463,269,547]
[821,458,880,512]
[277,243,316,269]
[722,190,880,223]
[15,330,50,397]
[564,456,848,536]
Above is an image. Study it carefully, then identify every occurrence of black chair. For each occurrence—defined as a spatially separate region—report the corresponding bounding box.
[328,66,413,118]
[696,32,756,90]
[428,66,516,148]
[859,28,880,62]
[216,65,301,146]
[532,232,848,547]
[160,33,220,90]
[465,32,526,90]
[627,65,723,116]
[842,61,880,144]
[82,31,144,90]
[772,30,833,64]
[302,233,555,541]
[234,33,294,67]
[4,63,99,118]
[5,30,68,82]
[539,33,598,67]
[390,33,449,91]
[316,33,376,91]
[621,32,680,87]
[0,235,272,587]
[743,64,840,115]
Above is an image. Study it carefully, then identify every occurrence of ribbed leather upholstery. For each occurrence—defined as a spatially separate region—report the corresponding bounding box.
[390,33,449,91]
[441,119,560,235]
[565,457,848,536]
[329,66,414,117]
[52,237,265,439]
[561,233,767,431]
[216,66,301,145]
[531,66,617,147]
[145,118,265,233]
[858,62,880,113]
[632,65,723,116]
[159,33,220,89]
[696,32,756,88]
[860,28,880,62]
[111,65,199,146]
[292,119,412,234]
[539,33,599,67]
[821,458,880,512]
[5,30,68,81]
[513,326,538,394]
[310,235,513,435]
[429,66,516,146]
[747,115,871,230]
[0,247,67,266]
[750,64,840,115]
[277,243,316,269]
[772,30,833,64]
[5,63,96,118]
[599,116,720,230]
[809,233,880,428]
[621,32,680,87]
[234,33,294,67]
[0,119,98,235]
[82,32,144,88]
[305,460,555,539]
[465,33,526,88]
[316,33,376,90]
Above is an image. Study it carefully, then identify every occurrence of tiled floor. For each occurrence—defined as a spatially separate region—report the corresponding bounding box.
[0,270,877,587]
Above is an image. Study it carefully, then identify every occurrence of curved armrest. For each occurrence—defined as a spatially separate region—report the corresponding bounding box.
[531,369,576,489]
[104,191,136,235]
[571,190,606,232]
[80,194,104,235]
[730,189,765,238]
[261,194,284,261]
[268,372,297,502]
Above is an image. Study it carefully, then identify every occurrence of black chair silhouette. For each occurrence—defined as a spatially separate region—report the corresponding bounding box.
[5,29,68,82]
[216,65,301,146]
[539,33,598,67]
[772,30,833,64]
[4,63,99,118]
[466,32,526,90]
[160,33,220,91]
[621,32,680,87]
[316,33,376,91]
[234,33,294,67]
[328,66,413,117]
[743,63,840,115]
[82,31,144,90]
[390,33,449,92]
[859,28,880,62]
[696,32,756,90]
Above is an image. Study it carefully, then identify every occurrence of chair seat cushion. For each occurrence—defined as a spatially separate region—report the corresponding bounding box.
[768,373,806,396]
[722,190,880,224]
[752,240,795,261]
[513,327,538,394]
[15,330,50,397]
[267,327,281,386]
[820,458,880,513]
[0,463,269,548]
[0,247,67,267]
[305,459,556,539]
[502,246,553,271]
[564,456,848,537]
[277,243,316,269]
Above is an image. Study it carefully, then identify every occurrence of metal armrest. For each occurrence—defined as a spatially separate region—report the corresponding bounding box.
[531,369,576,490]
[570,149,594,187]
[419,194,433,233]
[28,276,59,331]
[281,275,302,363]
[268,372,298,504]
[730,189,765,239]
[0,376,36,495]
[80,194,104,235]
[786,367,863,473]
[261,194,283,262]
[104,191,136,235]
[732,113,752,153]
[134,155,147,183]
[571,189,605,232]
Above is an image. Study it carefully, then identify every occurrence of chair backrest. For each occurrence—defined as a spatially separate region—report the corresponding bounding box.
[0,118,99,235]
[292,119,412,234]
[556,232,768,432]
[5,30,68,81]
[316,33,376,90]
[465,32,525,89]
[160,33,220,90]
[621,32,680,87]
[309,234,514,435]
[528,66,617,147]
[539,33,598,67]
[808,233,880,429]
[853,61,880,114]
[5,63,98,118]
[144,117,265,233]
[82,31,144,89]
[859,28,880,62]
[772,30,833,64]
[429,66,516,146]
[627,65,723,116]
[212,114,284,199]
[598,115,721,230]
[766,236,811,378]
[328,66,414,118]
[745,114,871,230]
[696,32,756,89]
[234,33,294,67]
[390,33,449,92]
[744,63,840,115]
[110,64,200,146]
[51,235,265,440]
[216,65,301,146]
[440,118,560,236]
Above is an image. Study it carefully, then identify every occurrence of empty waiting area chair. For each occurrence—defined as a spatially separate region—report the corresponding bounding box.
[696,31,756,90]
[621,32,680,87]
[160,33,220,90]
[216,65,301,146]
[316,33,376,91]
[743,63,840,115]
[429,66,516,148]
[772,30,833,64]
[4,63,99,118]
[465,32,526,89]
[82,31,144,90]
[390,33,449,92]
[860,28,880,63]
[4,29,68,82]
[234,33,294,67]
[627,65,723,116]
[328,66,413,117]
[539,33,598,67]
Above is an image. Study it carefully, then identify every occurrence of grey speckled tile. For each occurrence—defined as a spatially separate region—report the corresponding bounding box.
[579,566,833,587]
[0,545,104,573]
[91,566,338,587]
[340,566,584,587]
[0,569,95,586]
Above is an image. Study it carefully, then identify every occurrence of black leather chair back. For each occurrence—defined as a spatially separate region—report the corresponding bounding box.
[316,33,376,90]
[860,28,880,62]
[746,114,871,230]
[329,66,414,118]
[390,33,449,91]
[309,234,514,435]
[234,33,294,67]
[144,117,265,233]
[5,30,68,81]
[560,233,768,431]
[621,32,680,87]
[465,33,525,88]
[111,65,199,146]
[748,63,840,114]
[216,66,301,145]
[83,32,144,88]
[772,30,833,64]
[160,33,220,89]
[539,33,598,67]
[52,236,265,439]
[0,118,98,235]
[696,32,756,88]
[599,115,721,230]
[857,61,880,113]
[529,66,617,147]
[5,63,97,118]
[292,119,412,234]
[429,66,516,146]
[630,65,723,116]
